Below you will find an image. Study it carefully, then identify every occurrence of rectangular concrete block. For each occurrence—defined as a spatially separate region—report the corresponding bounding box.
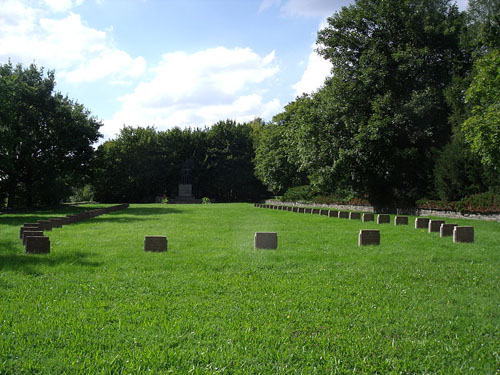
[328,210,338,218]
[440,223,458,237]
[358,230,380,246]
[254,232,277,249]
[320,209,329,216]
[304,208,312,214]
[338,211,349,219]
[20,224,41,239]
[144,236,167,252]
[394,216,409,225]
[298,208,305,213]
[362,213,374,222]
[49,218,63,228]
[292,207,299,213]
[453,226,474,243]
[312,208,320,214]
[22,231,44,245]
[415,218,430,229]
[25,236,50,254]
[37,220,53,231]
[428,220,445,233]
[349,212,361,220]
[377,214,390,224]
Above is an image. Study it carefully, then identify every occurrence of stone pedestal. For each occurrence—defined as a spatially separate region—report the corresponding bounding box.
[440,223,457,237]
[358,230,380,246]
[377,214,390,224]
[144,236,167,252]
[254,232,278,249]
[25,236,50,254]
[394,216,409,225]
[415,218,430,229]
[453,226,474,243]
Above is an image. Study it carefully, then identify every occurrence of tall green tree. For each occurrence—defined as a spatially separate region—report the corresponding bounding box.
[0,62,101,207]
[312,0,464,206]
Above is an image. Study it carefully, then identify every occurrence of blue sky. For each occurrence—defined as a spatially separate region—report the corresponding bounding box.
[1,0,468,140]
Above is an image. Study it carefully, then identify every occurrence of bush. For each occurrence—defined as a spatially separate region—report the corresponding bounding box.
[282,185,314,202]
[417,192,500,213]
[202,197,211,204]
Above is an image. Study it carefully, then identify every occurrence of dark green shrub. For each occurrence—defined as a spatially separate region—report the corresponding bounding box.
[283,185,314,202]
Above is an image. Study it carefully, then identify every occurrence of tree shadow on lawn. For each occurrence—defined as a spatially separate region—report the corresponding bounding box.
[0,206,182,227]
[0,239,101,275]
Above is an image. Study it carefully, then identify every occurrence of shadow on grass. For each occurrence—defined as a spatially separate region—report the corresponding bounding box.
[0,239,101,275]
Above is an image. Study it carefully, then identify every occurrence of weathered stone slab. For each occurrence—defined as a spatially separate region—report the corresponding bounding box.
[254,232,278,249]
[428,220,445,233]
[320,209,329,216]
[415,218,430,229]
[304,208,312,214]
[298,208,305,213]
[453,226,474,243]
[37,220,53,231]
[349,212,361,220]
[25,236,50,254]
[312,208,320,214]
[377,214,390,224]
[394,216,409,225]
[22,231,44,245]
[144,236,167,252]
[20,224,41,239]
[328,210,339,218]
[292,207,299,213]
[362,213,374,222]
[358,230,380,246]
[440,223,458,237]
[49,218,63,228]
[338,211,349,219]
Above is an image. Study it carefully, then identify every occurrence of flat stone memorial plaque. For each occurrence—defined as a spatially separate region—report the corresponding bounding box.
[254,232,277,249]
[350,212,361,220]
[25,236,50,254]
[362,213,374,222]
[440,223,458,237]
[22,231,44,245]
[428,220,445,233]
[394,216,409,225]
[415,218,430,229]
[144,236,167,252]
[377,214,390,224]
[338,211,349,219]
[453,226,474,243]
[328,210,339,218]
[358,230,380,246]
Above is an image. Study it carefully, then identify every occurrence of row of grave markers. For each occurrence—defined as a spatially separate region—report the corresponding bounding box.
[20,204,129,254]
[254,203,475,245]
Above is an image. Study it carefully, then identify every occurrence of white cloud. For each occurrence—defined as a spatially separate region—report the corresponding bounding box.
[293,43,331,96]
[103,47,281,138]
[259,0,350,17]
[0,0,145,83]
[43,0,84,13]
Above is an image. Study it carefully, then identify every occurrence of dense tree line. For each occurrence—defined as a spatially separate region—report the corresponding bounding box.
[91,120,268,203]
[2,0,498,208]
[254,0,500,207]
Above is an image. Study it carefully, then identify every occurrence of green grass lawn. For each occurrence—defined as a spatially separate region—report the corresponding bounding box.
[1,203,499,374]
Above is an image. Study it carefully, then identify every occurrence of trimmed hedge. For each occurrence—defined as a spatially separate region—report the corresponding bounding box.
[417,192,500,214]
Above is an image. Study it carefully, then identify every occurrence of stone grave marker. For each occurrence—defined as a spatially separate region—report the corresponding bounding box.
[144,236,167,252]
[25,236,50,254]
[362,213,374,222]
[320,210,329,216]
[453,226,474,243]
[254,232,278,249]
[328,210,339,218]
[415,218,430,229]
[377,214,390,224]
[440,223,458,237]
[22,231,44,245]
[349,212,361,220]
[358,230,380,246]
[338,211,349,219]
[37,220,53,231]
[20,224,41,239]
[304,208,312,214]
[312,208,320,214]
[394,216,409,225]
[428,220,445,233]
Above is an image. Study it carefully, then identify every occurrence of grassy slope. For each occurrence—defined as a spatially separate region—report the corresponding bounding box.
[0,204,499,374]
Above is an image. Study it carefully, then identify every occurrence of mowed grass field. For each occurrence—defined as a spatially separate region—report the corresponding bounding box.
[0,203,499,374]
